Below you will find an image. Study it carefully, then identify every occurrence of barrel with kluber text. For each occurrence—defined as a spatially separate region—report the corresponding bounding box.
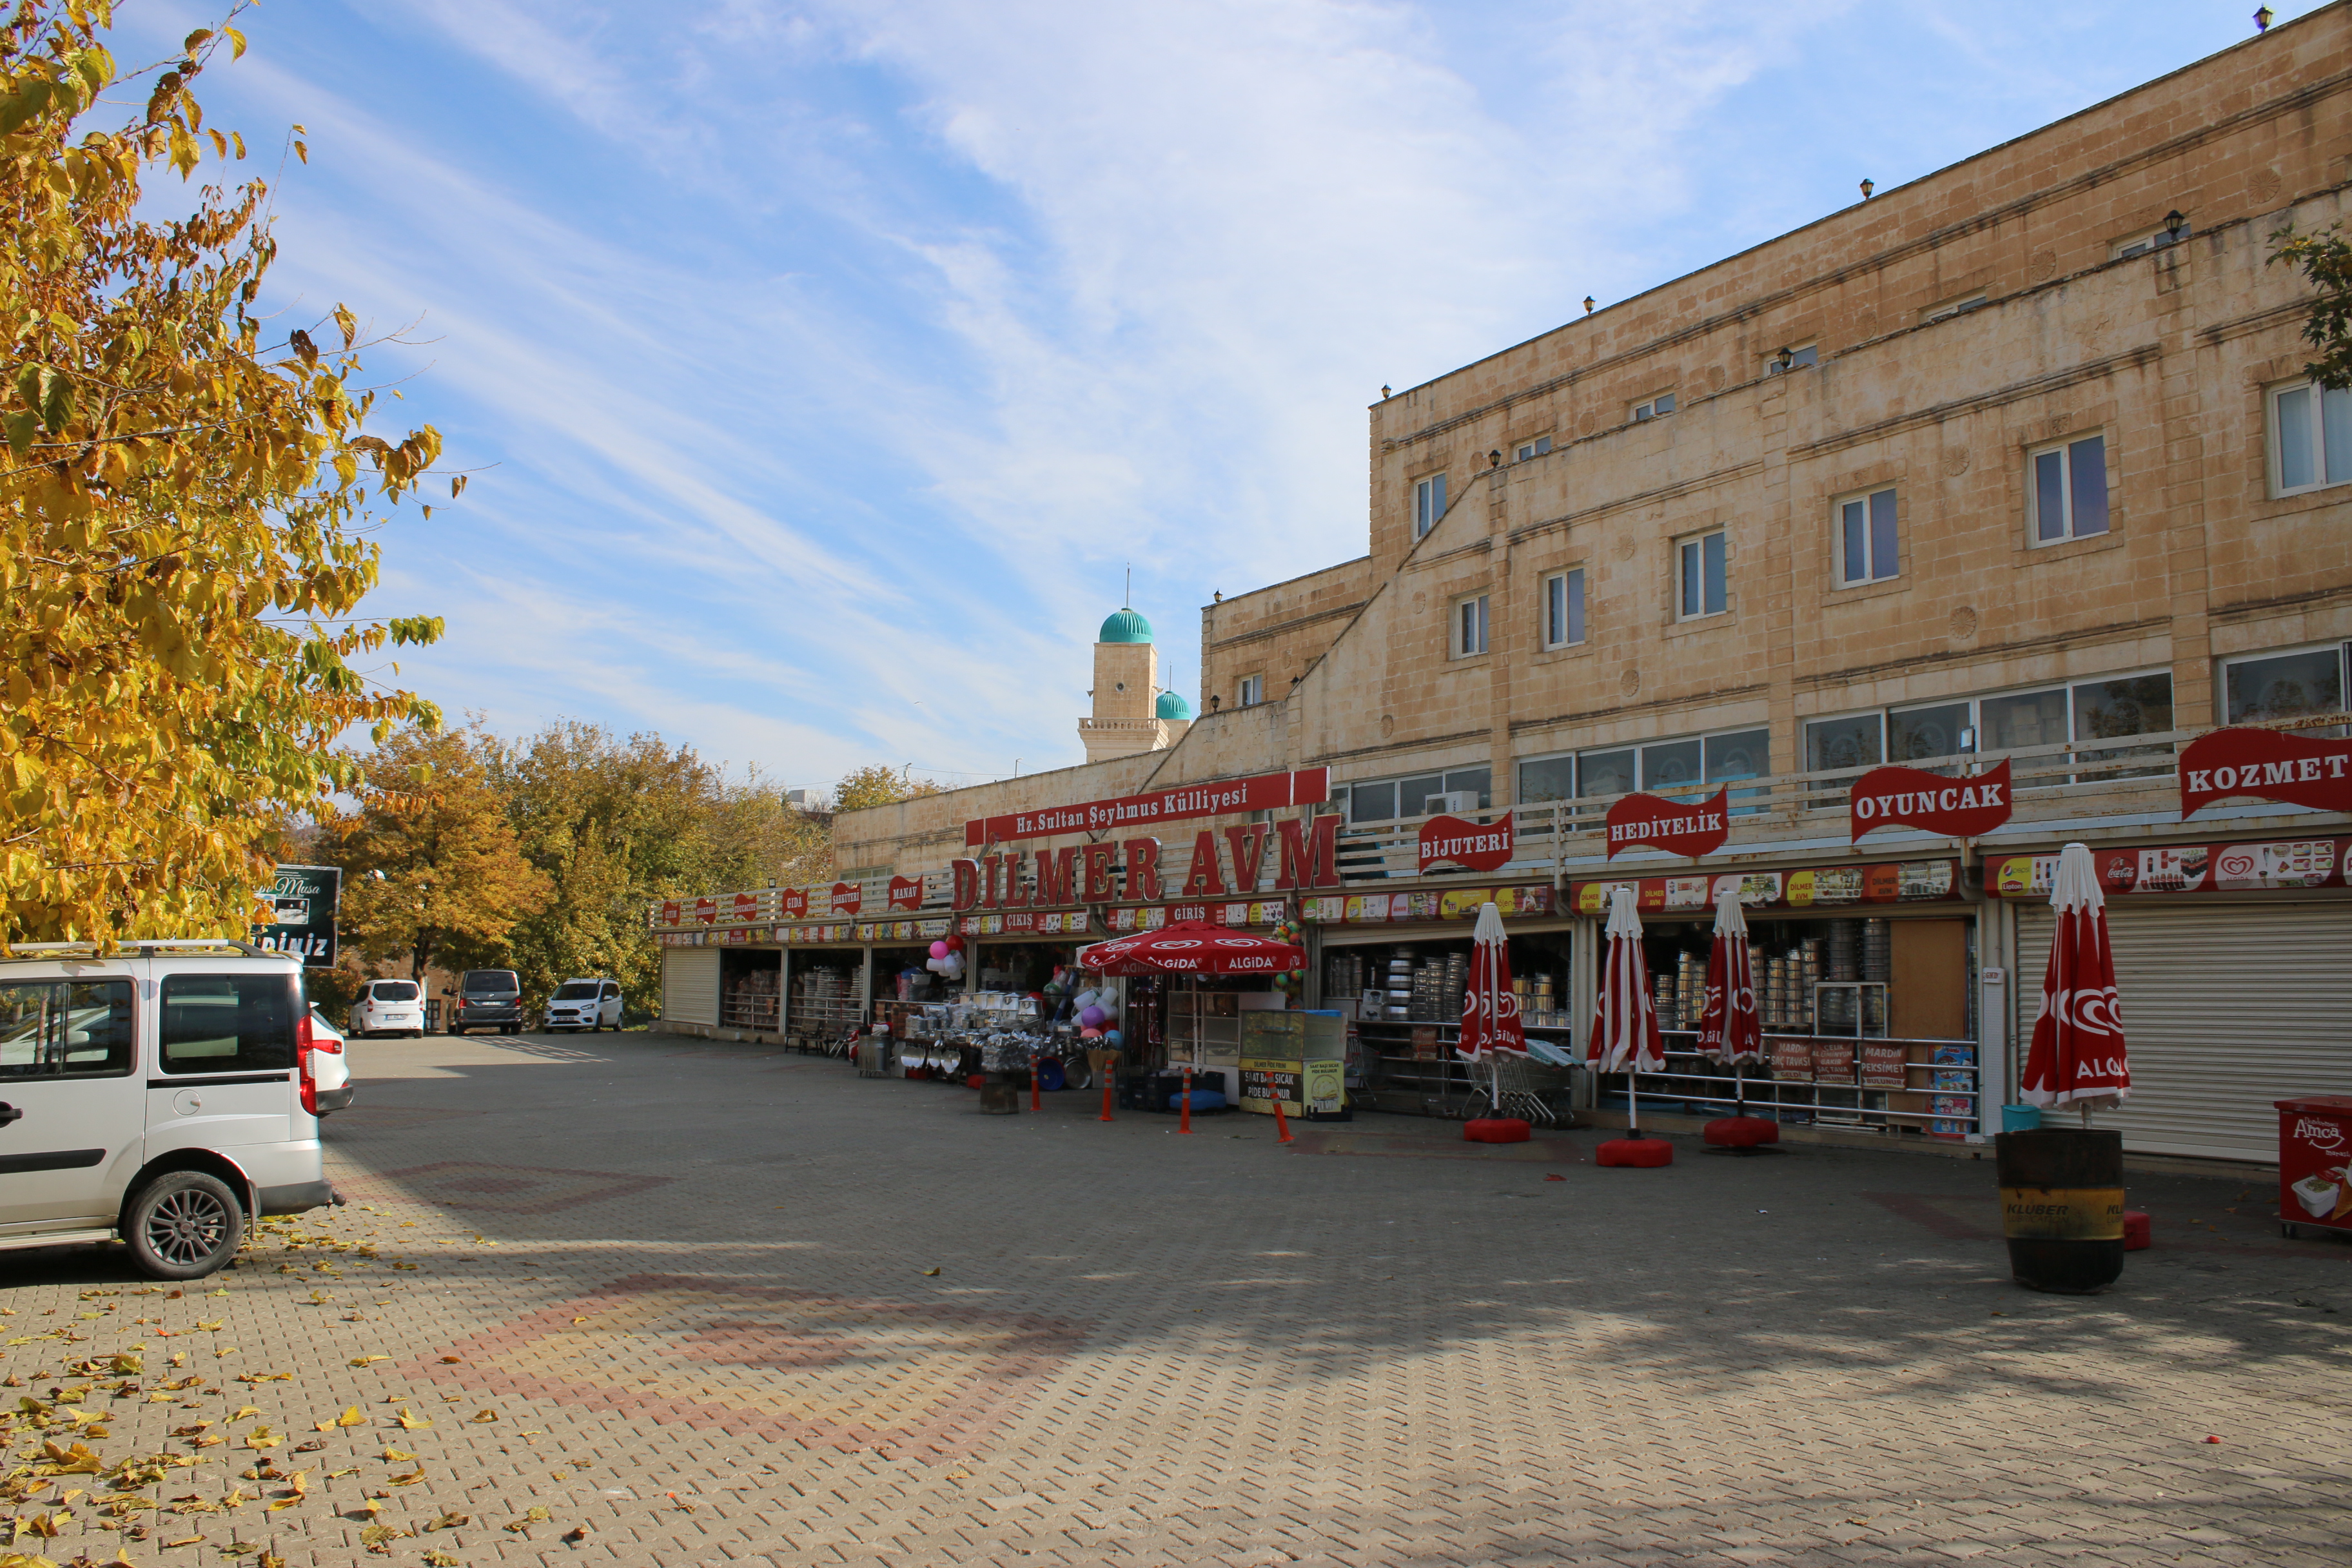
[1995,1128,2125,1293]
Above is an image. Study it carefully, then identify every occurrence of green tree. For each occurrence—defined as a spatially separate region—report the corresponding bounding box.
[2273,223,2352,389]
[833,764,943,814]
[320,727,549,983]
[0,4,448,948]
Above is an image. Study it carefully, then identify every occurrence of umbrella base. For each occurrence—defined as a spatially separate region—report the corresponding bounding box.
[1464,1117,1531,1144]
[1703,1115,1780,1150]
[1597,1137,1674,1168]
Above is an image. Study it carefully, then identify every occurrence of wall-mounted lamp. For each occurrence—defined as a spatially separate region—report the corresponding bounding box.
[2164,208,2189,242]
[2255,5,2274,31]
[1582,295,1595,315]
[1489,449,1502,468]
[1859,178,1874,200]
[1775,346,1795,373]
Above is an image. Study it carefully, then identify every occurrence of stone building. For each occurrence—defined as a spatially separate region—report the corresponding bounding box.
[656,12,2352,1167]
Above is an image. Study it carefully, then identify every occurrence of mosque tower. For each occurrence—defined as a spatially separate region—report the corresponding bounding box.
[1078,604,1192,763]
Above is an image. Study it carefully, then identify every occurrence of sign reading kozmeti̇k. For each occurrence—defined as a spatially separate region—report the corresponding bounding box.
[2178,727,2352,818]
[965,767,1328,846]
[1604,788,1730,859]
[1848,759,2013,841]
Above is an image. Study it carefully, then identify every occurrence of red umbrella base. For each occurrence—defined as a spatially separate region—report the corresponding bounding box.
[2123,1210,2151,1251]
[1703,1116,1780,1149]
[1464,1117,1531,1144]
[1597,1137,1674,1167]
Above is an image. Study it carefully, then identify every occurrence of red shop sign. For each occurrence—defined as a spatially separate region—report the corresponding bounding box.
[830,881,863,917]
[730,892,759,923]
[1849,760,2012,841]
[1986,836,2351,897]
[779,887,808,919]
[659,900,681,926]
[1605,788,1729,859]
[965,767,1328,847]
[2179,727,2352,818]
[1419,812,1516,874]
[887,875,924,912]
[693,897,717,925]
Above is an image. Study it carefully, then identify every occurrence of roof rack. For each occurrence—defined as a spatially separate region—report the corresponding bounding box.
[5,939,288,960]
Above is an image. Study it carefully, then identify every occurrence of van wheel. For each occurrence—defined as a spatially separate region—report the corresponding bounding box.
[124,1171,244,1280]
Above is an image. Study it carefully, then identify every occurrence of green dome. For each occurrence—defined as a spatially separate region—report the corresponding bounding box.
[1098,606,1153,643]
[1155,689,1194,721]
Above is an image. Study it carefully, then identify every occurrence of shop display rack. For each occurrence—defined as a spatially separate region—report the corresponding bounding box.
[1609,1026,1983,1139]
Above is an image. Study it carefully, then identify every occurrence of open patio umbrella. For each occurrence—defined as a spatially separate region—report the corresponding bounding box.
[1075,921,1306,976]
[1591,885,1665,1128]
[2019,841,2131,1121]
[1456,901,1529,1115]
[1697,885,1763,1112]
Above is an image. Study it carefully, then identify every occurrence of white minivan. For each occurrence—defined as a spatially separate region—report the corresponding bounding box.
[0,939,352,1279]
[348,977,426,1038]
[544,976,623,1032]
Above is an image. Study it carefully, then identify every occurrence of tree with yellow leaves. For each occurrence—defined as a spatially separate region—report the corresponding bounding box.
[0,3,449,948]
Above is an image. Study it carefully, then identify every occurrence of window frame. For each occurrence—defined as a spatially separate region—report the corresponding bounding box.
[0,977,137,1080]
[1342,767,1492,823]
[1632,392,1677,422]
[1676,529,1728,620]
[2267,378,2352,498]
[1513,435,1553,462]
[1412,473,1447,539]
[2112,220,2190,260]
[1832,485,1900,586]
[1921,293,1988,325]
[1516,723,1770,810]
[1764,343,1819,375]
[157,972,299,1078]
[1455,593,1490,658]
[2220,640,2351,727]
[1542,568,1586,650]
[1802,668,2175,804]
[1237,673,1264,708]
[2026,431,2112,544]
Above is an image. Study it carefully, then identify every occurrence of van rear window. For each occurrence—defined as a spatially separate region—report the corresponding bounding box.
[0,980,135,1078]
[160,975,297,1075]
[370,981,420,1002]
[461,972,518,994]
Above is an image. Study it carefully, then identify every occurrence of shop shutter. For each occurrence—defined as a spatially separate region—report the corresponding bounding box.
[661,946,721,1028]
[2014,901,2352,1162]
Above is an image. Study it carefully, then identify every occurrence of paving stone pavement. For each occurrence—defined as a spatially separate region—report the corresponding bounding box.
[1,1030,2347,1567]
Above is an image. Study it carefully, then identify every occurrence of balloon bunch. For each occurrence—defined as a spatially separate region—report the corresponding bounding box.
[925,934,968,979]
[1070,977,1122,1048]
[1268,912,1308,999]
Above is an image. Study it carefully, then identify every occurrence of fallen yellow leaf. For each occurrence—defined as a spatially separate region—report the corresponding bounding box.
[467,1409,497,1424]
[348,1355,389,1367]
[335,1407,366,1428]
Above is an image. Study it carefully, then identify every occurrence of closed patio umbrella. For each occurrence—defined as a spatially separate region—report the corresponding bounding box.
[1456,901,1529,1116]
[1698,885,1763,1113]
[2019,841,2131,1121]
[1591,885,1665,1128]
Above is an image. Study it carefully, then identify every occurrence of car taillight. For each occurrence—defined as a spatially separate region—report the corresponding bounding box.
[297,1017,342,1117]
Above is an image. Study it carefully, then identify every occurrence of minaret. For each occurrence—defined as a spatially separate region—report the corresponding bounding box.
[1080,605,1166,763]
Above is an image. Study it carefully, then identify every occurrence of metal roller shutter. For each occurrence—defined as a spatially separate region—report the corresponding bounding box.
[661,946,721,1028]
[2014,901,2352,1162]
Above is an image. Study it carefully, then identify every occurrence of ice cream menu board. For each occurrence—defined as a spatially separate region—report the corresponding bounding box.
[2278,1097,2352,1234]
[1986,836,2352,897]
[1570,859,1961,916]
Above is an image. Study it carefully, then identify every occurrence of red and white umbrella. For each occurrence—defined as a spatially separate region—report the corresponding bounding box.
[1456,901,1528,1063]
[1076,921,1306,976]
[1698,885,1763,1115]
[2019,841,2131,1115]
[1590,885,1665,1126]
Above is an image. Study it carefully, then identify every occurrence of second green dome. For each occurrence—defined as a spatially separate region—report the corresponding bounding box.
[1155,689,1194,721]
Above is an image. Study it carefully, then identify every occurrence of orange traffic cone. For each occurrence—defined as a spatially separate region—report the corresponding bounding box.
[1030,1061,1041,1112]
[1099,1070,1115,1122]
[1272,1092,1295,1144]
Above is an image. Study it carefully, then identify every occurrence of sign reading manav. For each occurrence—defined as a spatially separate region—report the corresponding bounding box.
[2179,727,2352,818]
[887,875,925,912]
[829,880,863,917]
[1418,812,1516,874]
[1605,789,1729,859]
[965,768,1329,846]
[1848,760,2012,841]
[251,864,341,968]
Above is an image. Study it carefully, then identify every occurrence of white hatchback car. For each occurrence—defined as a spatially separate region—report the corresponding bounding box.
[347,977,426,1038]
[0,939,351,1279]
[544,977,623,1032]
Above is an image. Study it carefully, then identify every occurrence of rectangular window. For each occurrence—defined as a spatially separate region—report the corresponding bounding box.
[2225,645,2347,724]
[1765,344,1818,374]
[1678,531,1727,618]
[1981,687,2070,750]
[1921,293,1988,325]
[1640,738,1703,791]
[1804,713,1883,808]
[1632,393,1676,421]
[1237,674,1263,707]
[1703,729,1770,814]
[1516,755,1575,805]
[1544,569,1586,649]
[0,979,135,1078]
[1456,594,1489,656]
[1837,487,1899,584]
[1413,473,1447,538]
[1514,435,1553,461]
[2029,433,2110,542]
[2269,380,2352,496]
[2113,220,2190,259]
[159,973,297,1076]
[1888,701,1972,765]
[1577,749,1636,799]
[1346,780,1398,823]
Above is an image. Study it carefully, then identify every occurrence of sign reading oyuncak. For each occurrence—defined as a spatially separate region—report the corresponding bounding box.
[1603,788,1729,859]
[2179,727,2352,818]
[1848,759,2013,841]
[1418,812,1516,874]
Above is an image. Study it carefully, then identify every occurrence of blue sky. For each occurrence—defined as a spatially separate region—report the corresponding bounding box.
[130,0,2314,798]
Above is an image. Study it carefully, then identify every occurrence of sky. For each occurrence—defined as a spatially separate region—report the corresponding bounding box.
[120,0,2318,799]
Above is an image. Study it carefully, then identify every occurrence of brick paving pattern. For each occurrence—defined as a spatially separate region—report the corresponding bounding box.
[0,1031,2346,1565]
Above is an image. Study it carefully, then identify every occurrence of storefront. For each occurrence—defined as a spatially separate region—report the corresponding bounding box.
[1990,834,2352,1162]
[1569,857,1984,1141]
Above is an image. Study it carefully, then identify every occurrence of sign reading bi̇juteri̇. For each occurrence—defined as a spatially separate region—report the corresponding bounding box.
[1603,788,1730,859]
[1847,759,2014,841]
[1419,812,1516,874]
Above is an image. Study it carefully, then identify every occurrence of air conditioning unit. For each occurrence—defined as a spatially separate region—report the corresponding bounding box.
[1425,790,1477,815]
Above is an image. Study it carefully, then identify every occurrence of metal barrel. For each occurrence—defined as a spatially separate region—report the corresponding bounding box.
[1995,1128,2126,1293]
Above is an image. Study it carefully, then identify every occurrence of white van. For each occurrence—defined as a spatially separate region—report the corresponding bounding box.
[0,939,352,1279]
[348,977,426,1038]
[544,976,623,1032]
